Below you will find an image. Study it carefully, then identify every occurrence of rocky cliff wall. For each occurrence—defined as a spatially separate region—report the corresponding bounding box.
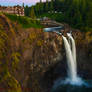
[0,14,92,92]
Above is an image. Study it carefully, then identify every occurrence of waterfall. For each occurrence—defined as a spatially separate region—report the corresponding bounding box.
[62,35,83,85]
[67,33,76,65]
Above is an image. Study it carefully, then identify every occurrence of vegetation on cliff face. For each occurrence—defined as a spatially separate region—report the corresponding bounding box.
[0,14,63,92]
[11,52,21,71]
[0,14,22,92]
[0,71,22,92]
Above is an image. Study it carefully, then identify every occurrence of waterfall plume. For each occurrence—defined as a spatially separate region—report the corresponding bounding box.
[62,35,83,85]
[67,33,76,65]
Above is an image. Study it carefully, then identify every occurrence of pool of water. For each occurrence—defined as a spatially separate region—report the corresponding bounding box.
[51,80,92,92]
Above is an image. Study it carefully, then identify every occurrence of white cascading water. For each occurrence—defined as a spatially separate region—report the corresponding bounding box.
[62,35,83,85]
[67,33,77,70]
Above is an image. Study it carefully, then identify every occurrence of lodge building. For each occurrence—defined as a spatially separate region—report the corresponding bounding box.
[0,5,24,16]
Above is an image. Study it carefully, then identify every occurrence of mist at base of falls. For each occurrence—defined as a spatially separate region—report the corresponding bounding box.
[52,79,92,92]
[51,33,92,92]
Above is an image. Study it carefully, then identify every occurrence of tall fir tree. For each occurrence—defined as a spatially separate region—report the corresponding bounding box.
[50,0,54,12]
[24,5,30,16]
[46,0,49,12]
[30,7,36,20]
[40,0,44,14]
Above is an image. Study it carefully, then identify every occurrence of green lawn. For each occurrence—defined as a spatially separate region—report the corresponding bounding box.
[5,13,43,28]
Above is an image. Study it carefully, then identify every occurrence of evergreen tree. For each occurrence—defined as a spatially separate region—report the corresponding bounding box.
[24,0,92,31]
[46,0,49,12]
[30,7,36,19]
[40,0,44,14]
[50,0,54,12]
[35,3,40,15]
[24,5,30,16]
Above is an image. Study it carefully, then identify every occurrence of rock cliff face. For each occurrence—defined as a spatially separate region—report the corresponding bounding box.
[0,14,92,92]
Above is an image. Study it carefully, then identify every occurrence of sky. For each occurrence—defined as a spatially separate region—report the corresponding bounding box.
[0,0,47,6]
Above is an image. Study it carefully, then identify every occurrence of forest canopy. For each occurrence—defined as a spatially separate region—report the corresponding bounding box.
[25,0,92,31]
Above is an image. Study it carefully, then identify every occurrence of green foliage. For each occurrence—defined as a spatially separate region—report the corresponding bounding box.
[0,30,8,59]
[30,7,36,19]
[86,1,92,28]
[40,13,65,22]
[37,40,44,47]
[11,52,21,70]
[39,0,44,14]
[29,31,38,44]
[25,0,92,32]
[5,13,43,28]
[30,7,36,24]
[50,0,54,11]
[0,71,22,92]
[28,30,44,46]
[7,77,22,92]
[24,5,30,16]
[0,15,22,92]
[46,0,49,12]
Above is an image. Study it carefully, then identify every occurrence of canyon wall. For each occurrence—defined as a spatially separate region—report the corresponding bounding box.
[0,14,92,92]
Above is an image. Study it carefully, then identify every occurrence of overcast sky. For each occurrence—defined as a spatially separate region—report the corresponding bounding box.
[0,0,48,6]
